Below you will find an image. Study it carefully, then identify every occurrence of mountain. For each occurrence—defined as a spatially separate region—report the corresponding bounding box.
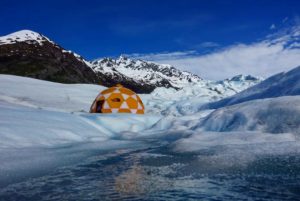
[0,30,203,93]
[91,57,261,94]
[203,65,300,109]
[213,74,263,94]
[0,30,98,84]
[91,56,202,90]
[0,30,261,94]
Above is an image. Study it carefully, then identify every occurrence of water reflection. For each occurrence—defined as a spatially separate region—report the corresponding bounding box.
[0,145,300,200]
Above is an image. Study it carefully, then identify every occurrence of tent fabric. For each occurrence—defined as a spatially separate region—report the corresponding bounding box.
[90,84,145,114]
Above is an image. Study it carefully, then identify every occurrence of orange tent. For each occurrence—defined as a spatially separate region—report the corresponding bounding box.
[90,84,145,114]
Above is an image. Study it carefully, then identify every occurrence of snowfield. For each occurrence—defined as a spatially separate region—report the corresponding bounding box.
[0,101,161,149]
[0,73,261,152]
[0,75,162,185]
[198,96,300,134]
[0,75,163,148]
[0,70,300,187]
[141,74,261,116]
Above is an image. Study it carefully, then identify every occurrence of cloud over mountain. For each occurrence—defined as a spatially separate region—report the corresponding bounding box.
[130,23,300,80]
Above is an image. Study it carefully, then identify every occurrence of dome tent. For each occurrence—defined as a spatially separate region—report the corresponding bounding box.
[90,84,145,114]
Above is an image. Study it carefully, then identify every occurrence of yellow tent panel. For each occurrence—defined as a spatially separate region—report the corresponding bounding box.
[90,84,145,114]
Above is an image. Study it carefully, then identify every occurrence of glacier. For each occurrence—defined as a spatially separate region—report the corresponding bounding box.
[203,66,300,109]
[0,66,300,199]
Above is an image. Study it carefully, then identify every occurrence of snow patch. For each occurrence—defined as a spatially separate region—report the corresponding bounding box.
[198,96,300,134]
[0,30,51,45]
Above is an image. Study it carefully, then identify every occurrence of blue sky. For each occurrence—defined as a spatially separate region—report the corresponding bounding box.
[1,0,300,79]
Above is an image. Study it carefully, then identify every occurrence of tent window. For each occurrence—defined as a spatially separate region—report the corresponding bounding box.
[96,100,104,113]
[111,98,121,102]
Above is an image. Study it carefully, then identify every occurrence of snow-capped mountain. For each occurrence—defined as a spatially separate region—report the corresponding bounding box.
[0,30,261,94]
[0,30,93,67]
[203,65,300,109]
[92,56,202,89]
[0,30,203,93]
[91,56,262,94]
[0,30,97,84]
[0,30,50,45]
[214,74,263,94]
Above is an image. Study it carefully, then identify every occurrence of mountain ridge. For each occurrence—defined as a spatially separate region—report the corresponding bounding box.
[202,65,300,109]
[0,30,261,94]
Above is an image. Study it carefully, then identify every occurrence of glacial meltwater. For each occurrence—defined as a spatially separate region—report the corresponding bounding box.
[1,137,300,201]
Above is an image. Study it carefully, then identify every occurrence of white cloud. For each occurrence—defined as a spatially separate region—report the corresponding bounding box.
[197,41,220,48]
[132,24,300,80]
[125,50,197,61]
[160,43,300,80]
[270,24,276,30]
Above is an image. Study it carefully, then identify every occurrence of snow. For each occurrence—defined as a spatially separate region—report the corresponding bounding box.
[0,73,261,150]
[0,101,107,149]
[204,66,300,109]
[141,75,261,116]
[0,75,162,147]
[0,30,50,45]
[0,29,262,92]
[0,68,299,187]
[165,94,300,166]
[62,50,93,68]
[150,95,300,167]
[0,30,92,68]
[157,67,300,164]
[171,96,300,165]
[198,96,300,134]
[0,74,103,112]
[0,72,263,147]
[0,101,161,149]
[0,75,163,185]
[92,56,203,88]
[2,30,300,191]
